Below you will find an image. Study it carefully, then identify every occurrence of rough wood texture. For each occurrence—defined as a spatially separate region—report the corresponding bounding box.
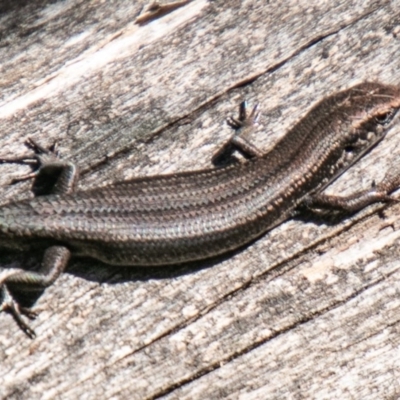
[1,0,400,398]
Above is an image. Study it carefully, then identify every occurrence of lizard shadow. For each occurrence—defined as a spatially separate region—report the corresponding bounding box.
[0,244,241,308]
[68,248,243,284]
[292,206,354,226]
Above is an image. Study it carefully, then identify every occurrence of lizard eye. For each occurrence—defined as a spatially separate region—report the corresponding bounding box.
[374,110,395,125]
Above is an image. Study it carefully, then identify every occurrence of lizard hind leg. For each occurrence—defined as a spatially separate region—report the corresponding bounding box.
[0,246,71,338]
[0,138,79,195]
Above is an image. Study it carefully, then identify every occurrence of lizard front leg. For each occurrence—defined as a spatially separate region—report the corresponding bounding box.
[301,173,400,214]
[212,101,263,165]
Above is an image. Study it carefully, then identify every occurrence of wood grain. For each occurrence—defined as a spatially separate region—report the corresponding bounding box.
[1,0,400,399]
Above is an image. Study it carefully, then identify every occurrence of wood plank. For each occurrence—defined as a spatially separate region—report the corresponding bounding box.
[1,0,400,398]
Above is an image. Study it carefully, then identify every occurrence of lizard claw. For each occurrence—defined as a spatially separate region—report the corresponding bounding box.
[1,286,36,339]
[227,101,260,130]
[0,138,61,185]
[25,137,59,157]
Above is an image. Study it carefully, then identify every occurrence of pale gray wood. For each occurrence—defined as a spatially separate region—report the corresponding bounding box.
[1,0,400,399]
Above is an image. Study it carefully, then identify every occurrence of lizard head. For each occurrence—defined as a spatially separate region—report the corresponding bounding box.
[339,82,400,160]
[318,82,400,176]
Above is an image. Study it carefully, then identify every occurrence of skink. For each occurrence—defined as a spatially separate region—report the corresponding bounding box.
[1,82,400,337]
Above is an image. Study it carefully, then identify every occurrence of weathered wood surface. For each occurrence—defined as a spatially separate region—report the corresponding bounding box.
[1,0,400,398]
